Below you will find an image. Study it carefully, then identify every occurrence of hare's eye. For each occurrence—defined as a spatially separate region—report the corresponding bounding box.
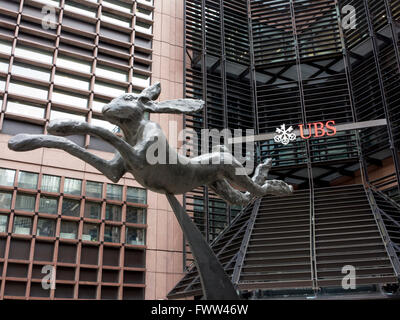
[124,95,134,101]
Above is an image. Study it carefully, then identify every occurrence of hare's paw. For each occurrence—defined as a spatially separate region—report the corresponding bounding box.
[47,119,87,136]
[8,134,42,151]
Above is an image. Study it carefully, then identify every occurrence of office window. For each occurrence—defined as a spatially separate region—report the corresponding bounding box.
[102,0,132,13]
[60,221,78,239]
[92,99,109,112]
[106,184,123,201]
[15,194,36,212]
[50,109,86,122]
[82,223,99,241]
[126,207,146,224]
[6,101,45,119]
[0,40,12,55]
[84,201,101,219]
[101,11,131,28]
[14,45,53,64]
[8,81,49,100]
[39,196,58,214]
[136,6,153,19]
[0,215,8,233]
[13,216,32,235]
[96,64,128,82]
[126,228,145,245]
[0,77,5,91]
[54,72,90,90]
[127,187,147,204]
[91,118,119,133]
[12,63,51,82]
[57,54,92,73]
[0,58,9,73]
[18,171,39,189]
[64,178,82,195]
[0,192,12,210]
[52,90,88,109]
[41,174,61,193]
[135,21,152,34]
[132,73,150,87]
[37,218,56,237]
[34,0,60,7]
[94,81,126,97]
[64,1,97,18]
[104,225,120,243]
[0,168,15,186]
[105,204,121,222]
[86,181,103,199]
[62,199,81,217]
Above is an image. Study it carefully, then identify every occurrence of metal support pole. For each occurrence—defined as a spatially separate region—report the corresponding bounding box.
[166,194,240,300]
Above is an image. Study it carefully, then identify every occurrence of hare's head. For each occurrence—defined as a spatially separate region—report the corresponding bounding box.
[102,82,204,126]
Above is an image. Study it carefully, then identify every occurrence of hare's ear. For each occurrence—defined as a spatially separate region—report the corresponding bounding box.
[142,99,204,114]
[140,82,161,101]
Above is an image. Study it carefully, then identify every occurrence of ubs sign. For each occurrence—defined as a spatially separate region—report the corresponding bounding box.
[275,121,337,145]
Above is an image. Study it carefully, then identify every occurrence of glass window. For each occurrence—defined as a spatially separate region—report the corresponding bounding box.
[0,58,10,73]
[91,118,119,133]
[105,204,121,221]
[0,168,15,186]
[0,77,5,91]
[126,207,146,224]
[37,218,56,237]
[102,0,132,13]
[96,65,128,82]
[54,72,90,90]
[34,0,60,7]
[64,0,97,17]
[101,11,131,27]
[60,221,78,239]
[6,101,45,119]
[106,184,122,201]
[136,6,153,19]
[15,194,36,212]
[56,54,92,73]
[104,225,120,243]
[18,171,39,189]
[92,99,110,112]
[84,201,101,219]
[82,223,99,241]
[8,81,49,100]
[62,198,81,217]
[127,187,147,204]
[94,81,126,97]
[64,178,82,195]
[50,109,86,122]
[12,63,51,81]
[15,45,53,64]
[39,196,58,214]
[0,192,12,210]
[0,215,8,233]
[132,73,150,87]
[13,216,32,235]
[0,39,12,55]
[52,90,88,109]
[126,228,145,245]
[41,174,61,193]
[135,21,152,34]
[86,181,103,198]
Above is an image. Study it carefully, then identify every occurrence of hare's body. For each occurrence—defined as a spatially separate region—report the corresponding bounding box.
[8,83,293,205]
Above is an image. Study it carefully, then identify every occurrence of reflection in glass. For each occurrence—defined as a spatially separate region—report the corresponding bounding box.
[104,225,120,243]
[39,196,58,214]
[64,178,82,195]
[62,198,81,217]
[18,171,39,189]
[0,192,12,210]
[8,81,49,100]
[60,221,78,239]
[12,63,50,81]
[84,201,101,219]
[6,101,45,119]
[0,168,15,187]
[82,223,99,241]
[13,216,32,235]
[126,227,145,245]
[106,184,123,201]
[15,194,36,212]
[127,187,147,204]
[41,174,61,193]
[86,181,103,198]
[126,207,146,224]
[0,215,8,233]
[52,90,88,109]
[105,204,121,221]
[37,218,56,237]
[57,54,92,73]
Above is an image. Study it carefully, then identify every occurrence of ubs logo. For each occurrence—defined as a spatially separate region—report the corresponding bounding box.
[275,121,337,145]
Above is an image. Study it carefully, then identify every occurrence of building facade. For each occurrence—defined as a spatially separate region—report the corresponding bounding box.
[0,0,185,300]
[169,0,400,299]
